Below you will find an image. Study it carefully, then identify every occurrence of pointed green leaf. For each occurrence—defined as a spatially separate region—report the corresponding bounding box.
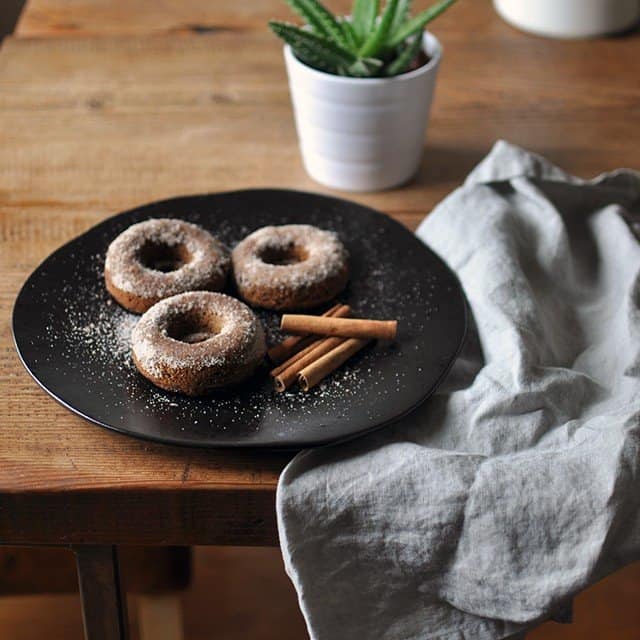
[358,0,399,58]
[286,0,351,49]
[345,60,369,76]
[295,46,340,73]
[363,57,384,68]
[269,21,357,70]
[339,18,360,50]
[285,0,326,35]
[382,33,422,75]
[347,57,384,76]
[388,0,456,48]
[390,0,411,35]
[351,0,379,41]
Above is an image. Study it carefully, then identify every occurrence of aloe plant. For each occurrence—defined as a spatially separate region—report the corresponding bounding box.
[269,0,457,77]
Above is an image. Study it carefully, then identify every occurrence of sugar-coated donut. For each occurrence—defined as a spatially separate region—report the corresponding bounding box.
[131,291,266,396]
[105,218,230,313]
[231,224,349,310]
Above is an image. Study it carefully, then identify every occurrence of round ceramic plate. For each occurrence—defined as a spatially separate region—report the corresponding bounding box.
[12,190,467,448]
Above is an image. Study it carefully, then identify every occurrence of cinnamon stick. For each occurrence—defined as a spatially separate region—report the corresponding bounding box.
[269,305,350,372]
[273,336,346,393]
[270,334,328,378]
[267,303,347,364]
[269,305,349,378]
[281,315,397,341]
[298,338,370,392]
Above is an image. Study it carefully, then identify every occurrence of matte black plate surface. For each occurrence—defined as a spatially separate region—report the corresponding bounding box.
[13,190,466,448]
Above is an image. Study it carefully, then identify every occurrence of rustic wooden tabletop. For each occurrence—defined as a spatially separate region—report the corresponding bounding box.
[1,0,638,551]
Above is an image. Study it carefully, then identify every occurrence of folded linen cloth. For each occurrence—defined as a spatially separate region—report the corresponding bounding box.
[277,141,640,640]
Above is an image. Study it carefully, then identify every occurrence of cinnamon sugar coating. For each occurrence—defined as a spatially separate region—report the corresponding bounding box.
[131,291,266,396]
[231,225,349,310]
[105,218,230,313]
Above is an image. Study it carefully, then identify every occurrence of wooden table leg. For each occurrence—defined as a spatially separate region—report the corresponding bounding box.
[73,545,129,640]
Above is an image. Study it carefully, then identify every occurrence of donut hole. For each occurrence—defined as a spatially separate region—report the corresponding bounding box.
[139,240,192,273]
[259,243,308,266]
[166,312,223,344]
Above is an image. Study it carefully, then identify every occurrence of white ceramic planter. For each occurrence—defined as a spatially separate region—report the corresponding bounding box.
[283,32,442,192]
[494,0,640,38]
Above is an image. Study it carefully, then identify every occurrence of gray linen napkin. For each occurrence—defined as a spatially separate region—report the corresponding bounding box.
[276,141,640,640]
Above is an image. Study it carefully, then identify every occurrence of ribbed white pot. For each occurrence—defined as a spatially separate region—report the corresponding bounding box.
[283,32,442,192]
[494,0,640,38]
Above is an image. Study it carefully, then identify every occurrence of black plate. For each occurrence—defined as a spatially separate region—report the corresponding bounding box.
[12,190,466,448]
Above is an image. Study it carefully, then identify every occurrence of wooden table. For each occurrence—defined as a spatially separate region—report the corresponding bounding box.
[1,1,638,638]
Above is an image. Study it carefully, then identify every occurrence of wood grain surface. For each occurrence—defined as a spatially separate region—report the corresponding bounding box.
[1,0,639,546]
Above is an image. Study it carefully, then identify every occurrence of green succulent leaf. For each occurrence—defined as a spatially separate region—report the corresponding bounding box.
[285,0,350,48]
[351,0,379,41]
[295,47,339,73]
[270,0,456,78]
[390,0,412,35]
[388,0,456,48]
[338,18,360,50]
[269,21,357,71]
[346,57,384,77]
[285,0,323,35]
[382,33,422,75]
[358,0,399,58]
